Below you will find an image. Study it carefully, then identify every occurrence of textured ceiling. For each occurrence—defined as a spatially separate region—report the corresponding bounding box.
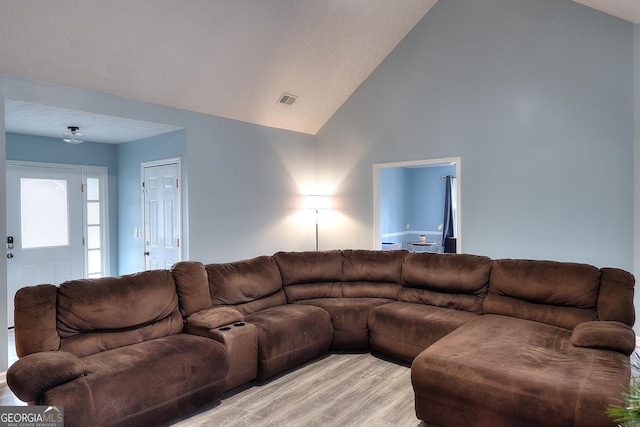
[0,0,437,136]
[5,99,183,144]
[0,1,636,141]
[573,0,640,24]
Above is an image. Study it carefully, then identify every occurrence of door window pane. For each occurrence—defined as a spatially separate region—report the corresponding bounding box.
[87,225,101,249]
[87,178,100,201]
[87,202,100,225]
[21,178,69,248]
[88,250,101,275]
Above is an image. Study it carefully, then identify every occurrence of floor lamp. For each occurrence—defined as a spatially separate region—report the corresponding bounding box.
[306,195,329,251]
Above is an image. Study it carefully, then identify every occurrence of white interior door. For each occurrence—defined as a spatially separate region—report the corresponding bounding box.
[142,160,181,270]
[6,165,84,327]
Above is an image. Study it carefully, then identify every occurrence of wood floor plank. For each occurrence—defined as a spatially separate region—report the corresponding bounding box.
[167,353,425,427]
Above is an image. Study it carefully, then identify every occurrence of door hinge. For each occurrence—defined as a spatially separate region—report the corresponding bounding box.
[81,183,84,193]
[176,179,179,188]
[177,238,180,248]
[82,237,85,246]
[142,182,146,193]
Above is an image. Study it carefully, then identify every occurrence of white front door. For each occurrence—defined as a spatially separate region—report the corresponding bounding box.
[142,159,181,270]
[6,165,84,327]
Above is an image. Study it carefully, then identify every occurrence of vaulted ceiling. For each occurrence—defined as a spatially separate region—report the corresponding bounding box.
[0,0,637,141]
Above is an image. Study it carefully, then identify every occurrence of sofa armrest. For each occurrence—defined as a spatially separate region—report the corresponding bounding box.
[571,321,636,356]
[7,351,85,402]
[186,306,244,332]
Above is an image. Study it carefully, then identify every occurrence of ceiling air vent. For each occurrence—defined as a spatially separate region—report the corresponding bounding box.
[277,93,297,105]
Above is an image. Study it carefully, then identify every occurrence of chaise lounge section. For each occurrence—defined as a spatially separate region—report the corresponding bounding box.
[7,250,636,426]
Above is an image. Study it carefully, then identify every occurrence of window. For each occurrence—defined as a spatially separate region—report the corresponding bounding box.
[84,175,108,278]
[20,178,69,248]
[86,177,101,277]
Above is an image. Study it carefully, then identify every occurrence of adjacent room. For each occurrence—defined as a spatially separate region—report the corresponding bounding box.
[1,0,639,425]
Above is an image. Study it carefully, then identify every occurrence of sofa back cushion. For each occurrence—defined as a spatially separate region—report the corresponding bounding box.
[171,261,212,317]
[598,268,635,327]
[400,252,492,314]
[57,270,182,357]
[484,259,600,329]
[275,250,343,302]
[341,249,406,299]
[206,255,285,315]
[14,284,60,357]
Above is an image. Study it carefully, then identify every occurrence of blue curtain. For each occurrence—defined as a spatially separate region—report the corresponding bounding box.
[442,175,456,253]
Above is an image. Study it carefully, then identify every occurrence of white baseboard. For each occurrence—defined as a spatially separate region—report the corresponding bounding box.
[636,335,640,348]
[0,371,6,385]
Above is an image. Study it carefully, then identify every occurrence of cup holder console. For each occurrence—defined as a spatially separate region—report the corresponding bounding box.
[218,322,246,332]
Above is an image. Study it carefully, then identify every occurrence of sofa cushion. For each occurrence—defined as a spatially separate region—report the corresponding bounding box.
[411,314,629,427]
[171,261,212,317]
[293,298,394,349]
[400,253,492,314]
[206,256,283,308]
[233,291,288,316]
[187,306,244,331]
[598,267,635,326]
[342,249,407,283]
[7,351,85,402]
[61,310,184,358]
[571,321,636,356]
[485,259,600,329]
[274,250,343,286]
[57,270,181,358]
[369,301,477,362]
[283,281,343,302]
[14,284,60,357]
[42,334,229,427]
[244,304,332,380]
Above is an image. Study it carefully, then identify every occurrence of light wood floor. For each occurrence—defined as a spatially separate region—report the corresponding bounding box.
[167,352,426,427]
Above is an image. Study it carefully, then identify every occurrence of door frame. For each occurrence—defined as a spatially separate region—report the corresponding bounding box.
[6,160,111,277]
[373,157,462,252]
[141,157,182,270]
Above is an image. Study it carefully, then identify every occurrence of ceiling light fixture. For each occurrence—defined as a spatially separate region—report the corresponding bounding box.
[63,126,84,144]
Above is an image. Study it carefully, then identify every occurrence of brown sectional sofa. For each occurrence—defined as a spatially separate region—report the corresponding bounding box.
[7,249,636,426]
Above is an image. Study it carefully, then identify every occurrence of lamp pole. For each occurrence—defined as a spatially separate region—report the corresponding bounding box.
[315,208,319,251]
[307,195,328,251]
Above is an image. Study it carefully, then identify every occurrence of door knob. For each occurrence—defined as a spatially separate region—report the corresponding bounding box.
[144,251,150,256]
[6,253,13,259]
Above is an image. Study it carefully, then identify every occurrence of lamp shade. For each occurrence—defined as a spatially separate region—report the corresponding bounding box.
[306,195,329,210]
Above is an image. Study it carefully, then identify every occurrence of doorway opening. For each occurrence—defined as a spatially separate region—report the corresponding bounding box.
[373,157,461,253]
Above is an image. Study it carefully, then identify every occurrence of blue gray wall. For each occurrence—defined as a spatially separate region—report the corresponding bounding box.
[117,130,187,274]
[406,165,456,235]
[316,0,634,272]
[184,115,318,261]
